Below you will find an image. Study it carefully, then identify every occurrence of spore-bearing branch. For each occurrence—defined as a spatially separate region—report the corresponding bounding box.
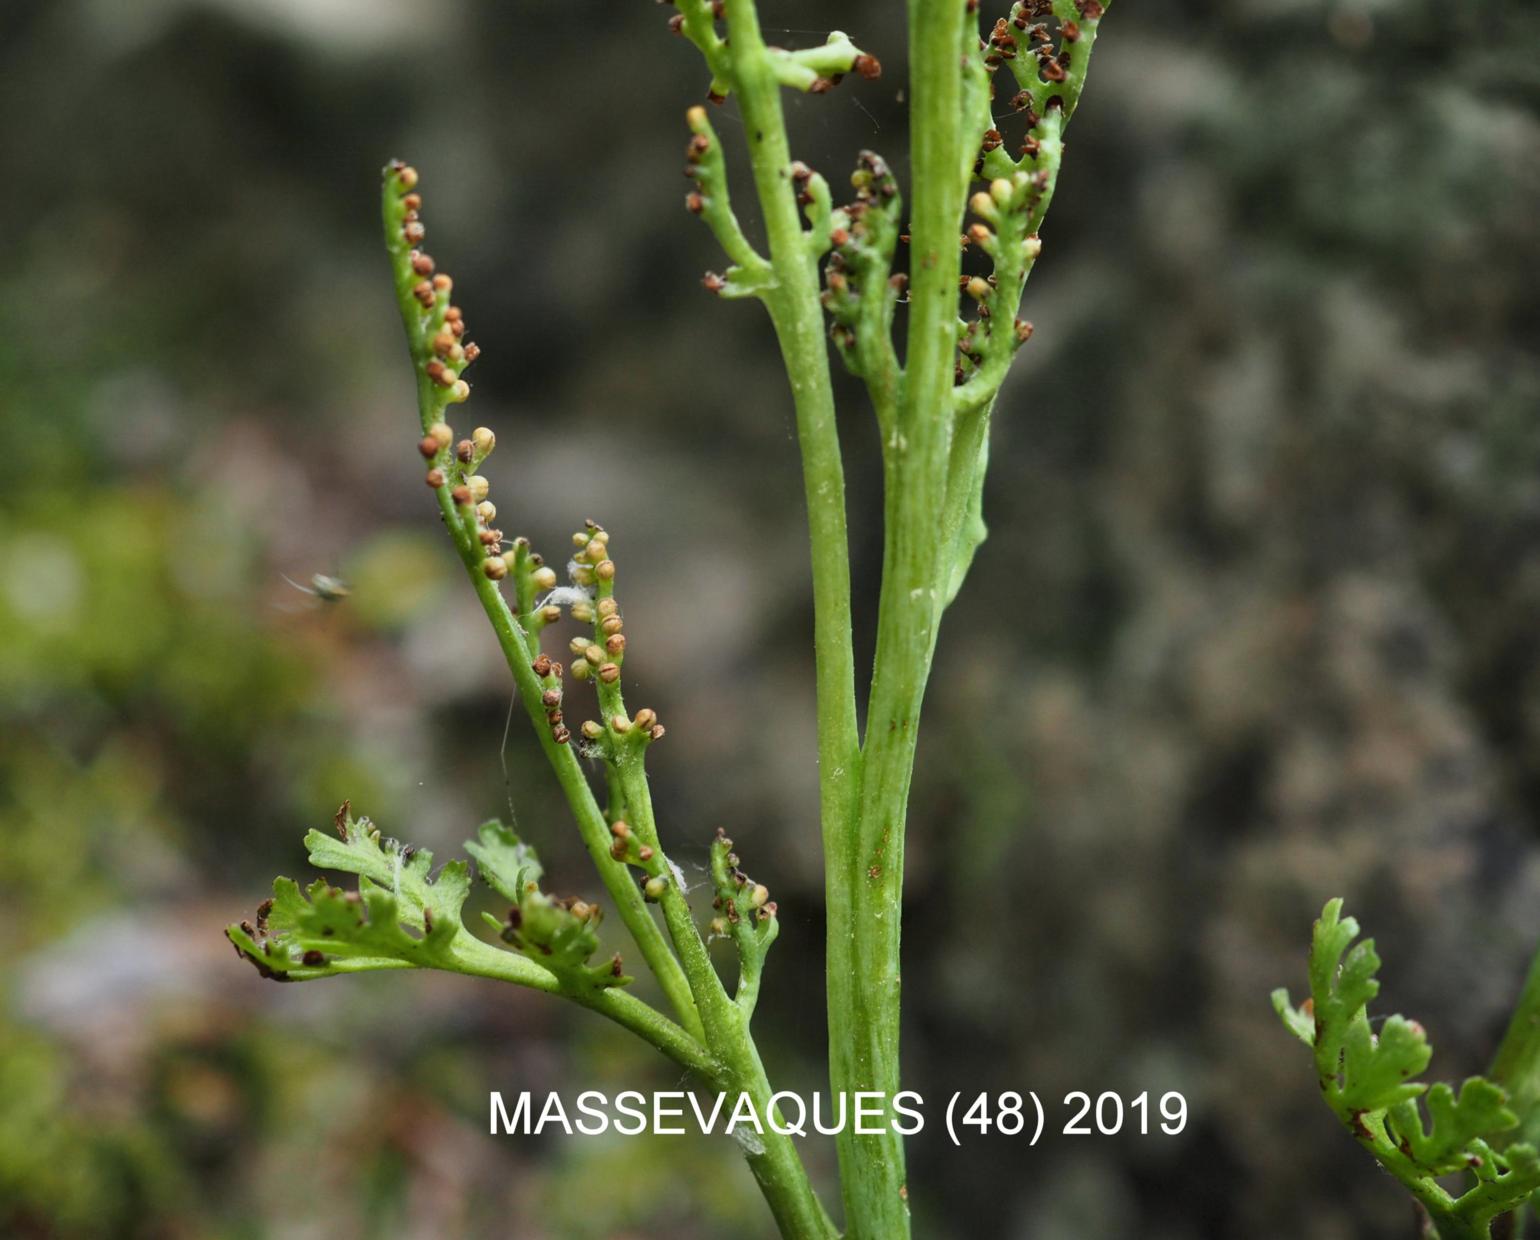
[382,160,835,1239]
[821,152,905,429]
[952,0,1106,415]
[380,162,706,1039]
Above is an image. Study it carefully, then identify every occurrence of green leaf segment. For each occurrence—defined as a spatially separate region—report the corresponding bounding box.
[1274,900,1540,1237]
[228,808,707,1074]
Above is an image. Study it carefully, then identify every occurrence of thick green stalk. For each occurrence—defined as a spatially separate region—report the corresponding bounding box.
[824,3,970,1234]
[714,5,868,1227]
[717,0,862,868]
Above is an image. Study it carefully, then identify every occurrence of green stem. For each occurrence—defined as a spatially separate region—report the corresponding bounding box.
[821,4,971,1234]
[731,1032,841,1240]
[612,724,835,1237]
[673,5,1108,1232]
[577,566,831,1237]
[614,759,734,1021]
[716,6,866,1230]
[1491,944,1540,1148]
[1316,1080,1495,1238]
[544,544,834,1239]
[718,1,863,853]
[449,936,722,1080]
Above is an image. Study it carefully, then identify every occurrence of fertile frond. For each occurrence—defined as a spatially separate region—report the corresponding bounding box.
[471,820,630,990]
[707,827,780,1018]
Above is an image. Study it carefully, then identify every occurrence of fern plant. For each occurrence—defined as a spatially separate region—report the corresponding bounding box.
[1275,900,1540,1238]
[229,1,1111,1234]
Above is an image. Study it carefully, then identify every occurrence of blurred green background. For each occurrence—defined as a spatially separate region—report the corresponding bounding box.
[2,0,1538,1236]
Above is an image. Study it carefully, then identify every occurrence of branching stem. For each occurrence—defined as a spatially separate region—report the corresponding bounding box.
[683,2,1110,1232]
